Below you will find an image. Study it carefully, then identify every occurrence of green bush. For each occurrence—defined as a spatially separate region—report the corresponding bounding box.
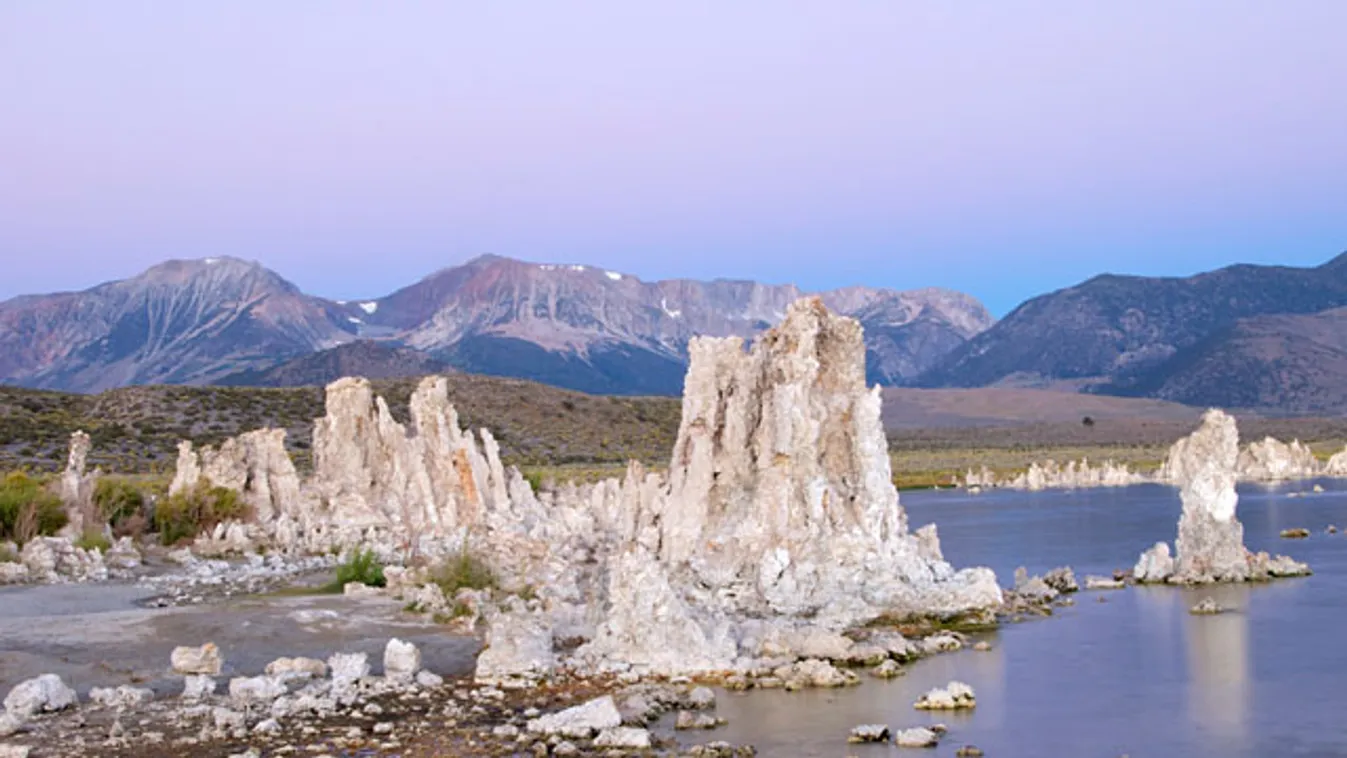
[335,548,386,588]
[0,471,67,544]
[430,547,496,597]
[153,479,251,546]
[0,544,17,563]
[93,478,145,528]
[74,530,111,553]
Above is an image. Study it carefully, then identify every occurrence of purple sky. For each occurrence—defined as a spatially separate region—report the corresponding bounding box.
[2,2,1345,315]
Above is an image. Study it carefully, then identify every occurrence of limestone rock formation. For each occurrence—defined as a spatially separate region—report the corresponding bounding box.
[1134,409,1309,584]
[3,675,77,719]
[964,459,1146,491]
[1132,542,1174,583]
[1169,410,1249,582]
[573,299,1000,675]
[170,430,301,523]
[166,298,1001,679]
[59,431,94,506]
[171,643,223,675]
[19,537,106,583]
[1235,437,1320,481]
[57,431,97,536]
[1324,446,1347,476]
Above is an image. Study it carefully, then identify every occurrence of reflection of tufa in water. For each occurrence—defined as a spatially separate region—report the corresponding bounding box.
[1133,409,1310,584]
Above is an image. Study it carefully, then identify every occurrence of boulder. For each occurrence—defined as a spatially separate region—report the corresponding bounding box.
[89,686,154,709]
[894,727,941,747]
[171,643,223,675]
[1190,597,1226,615]
[383,638,422,682]
[264,657,327,679]
[526,696,622,739]
[1133,543,1175,583]
[1085,575,1126,590]
[594,726,653,748]
[474,607,557,685]
[3,674,77,719]
[848,724,890,743]
[182,675,216,701]
[328,653,370,690]
[871,660,904,679]
[1042,566,1079,593]
[229,676,289,706]
[676,711,720,730]
[914,681,976,711]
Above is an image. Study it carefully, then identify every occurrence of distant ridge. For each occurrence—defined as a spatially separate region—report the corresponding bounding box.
[0,254,992,396]
[917,250,1347,412]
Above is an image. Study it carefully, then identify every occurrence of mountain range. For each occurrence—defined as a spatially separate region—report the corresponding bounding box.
[4,250,1346,414]
[0,254,992,396]
[920,251,1347,413]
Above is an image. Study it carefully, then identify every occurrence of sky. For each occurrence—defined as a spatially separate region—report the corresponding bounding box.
[1,2,1345,316]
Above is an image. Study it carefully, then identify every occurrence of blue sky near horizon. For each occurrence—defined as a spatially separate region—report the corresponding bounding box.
[1,2,1345,316]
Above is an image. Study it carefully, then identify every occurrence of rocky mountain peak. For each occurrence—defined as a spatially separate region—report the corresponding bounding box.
[0,253,993,395]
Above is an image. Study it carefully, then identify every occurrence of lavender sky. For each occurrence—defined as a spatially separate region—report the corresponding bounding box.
[2,2,1345,315]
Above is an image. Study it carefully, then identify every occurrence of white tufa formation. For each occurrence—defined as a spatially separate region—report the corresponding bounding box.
[964,458,1145,491]
[170,430,302,523]
[167,298,1001,678]
[57,431,98,537]
[1235,437,1320,481]
[1134,409,1309,584]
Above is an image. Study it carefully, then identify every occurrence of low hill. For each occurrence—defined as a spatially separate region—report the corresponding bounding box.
[0,374,680,474]
[1102,307,1347,414]
[919,251,1347,398]
[880,387,1202,429]
[219,341,450,388]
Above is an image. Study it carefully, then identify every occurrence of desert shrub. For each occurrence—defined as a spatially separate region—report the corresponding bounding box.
[153,479,251,546]
[0,471,67,544]
[94,478,145,528]
[430,546,496,597]
[335,548,386,588]
[522,470,544,493]
[74,530,111,553]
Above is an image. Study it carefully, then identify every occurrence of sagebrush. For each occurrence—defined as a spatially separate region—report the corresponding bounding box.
[153,479,251,545]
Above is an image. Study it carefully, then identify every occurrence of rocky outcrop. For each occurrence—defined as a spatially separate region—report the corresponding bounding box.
[966,434,1340,490]
[168,298,1000,679]
[1324,447,1347,476]
[3,675,77,720]
[58,432,95,518]
[573,299,1000,676]
[1133,409,1310,584]
[1234,437,1320,481]
[170,430,302,523]
[18,537,106,583]
[171,643,224,676]
[963,459,1147,491]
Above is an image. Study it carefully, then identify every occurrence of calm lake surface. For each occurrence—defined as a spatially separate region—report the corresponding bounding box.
[704,479,1347,757]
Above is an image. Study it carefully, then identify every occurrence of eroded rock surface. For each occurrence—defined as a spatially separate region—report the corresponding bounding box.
[966,458,1146,491]
[1134,410,1309,584]
[1236,437,1319,481]
[58,431,96,532]
[162,298,1001,680]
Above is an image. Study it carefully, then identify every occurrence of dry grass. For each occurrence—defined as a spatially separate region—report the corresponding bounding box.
[4,380,1346,491]
[0,376,680,475]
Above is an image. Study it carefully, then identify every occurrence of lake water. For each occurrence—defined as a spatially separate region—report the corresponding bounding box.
[705,479,1346,757]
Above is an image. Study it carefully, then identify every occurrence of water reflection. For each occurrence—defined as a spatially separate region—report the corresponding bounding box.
[1184,585,1251,741]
